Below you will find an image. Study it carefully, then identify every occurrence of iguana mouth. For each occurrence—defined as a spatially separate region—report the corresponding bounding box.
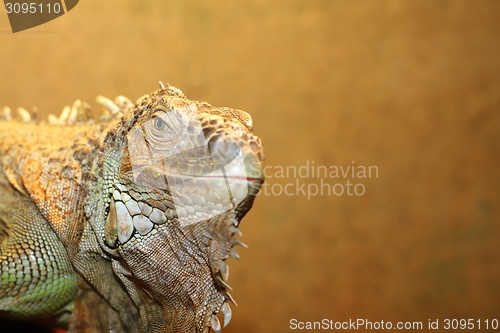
[105,129,264,247]
[103,174,262,247]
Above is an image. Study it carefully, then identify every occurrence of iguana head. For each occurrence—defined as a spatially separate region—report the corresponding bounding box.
[94,84,264,332]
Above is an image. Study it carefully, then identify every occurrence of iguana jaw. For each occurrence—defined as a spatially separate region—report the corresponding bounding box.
[112,208,242,332]
[106,167,262,331]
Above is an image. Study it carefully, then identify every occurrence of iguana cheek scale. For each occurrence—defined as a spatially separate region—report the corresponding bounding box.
[0,83,264,333]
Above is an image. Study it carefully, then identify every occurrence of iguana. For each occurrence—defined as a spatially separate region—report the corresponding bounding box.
[0,83,264,332]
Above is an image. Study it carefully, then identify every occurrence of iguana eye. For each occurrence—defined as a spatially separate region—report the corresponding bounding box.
[144,110,186,150]
[153,116,166,131]
[146,112,171,143]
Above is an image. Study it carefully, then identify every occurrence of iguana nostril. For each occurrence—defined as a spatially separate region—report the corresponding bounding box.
[216,142,230,158]
[210,141,240,165]
[207,132,240,162]
[202,126,216,140]
[207,133,223,151]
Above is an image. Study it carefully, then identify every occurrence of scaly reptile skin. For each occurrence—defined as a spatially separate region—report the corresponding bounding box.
[0,83,264,332]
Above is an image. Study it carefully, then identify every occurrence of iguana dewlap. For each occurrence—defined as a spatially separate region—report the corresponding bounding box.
[0,83,264,332]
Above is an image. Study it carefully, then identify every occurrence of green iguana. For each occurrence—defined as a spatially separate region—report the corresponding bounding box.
[0,83,264,332]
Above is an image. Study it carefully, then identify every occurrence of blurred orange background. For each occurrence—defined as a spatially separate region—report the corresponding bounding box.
[0,1,499,332]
